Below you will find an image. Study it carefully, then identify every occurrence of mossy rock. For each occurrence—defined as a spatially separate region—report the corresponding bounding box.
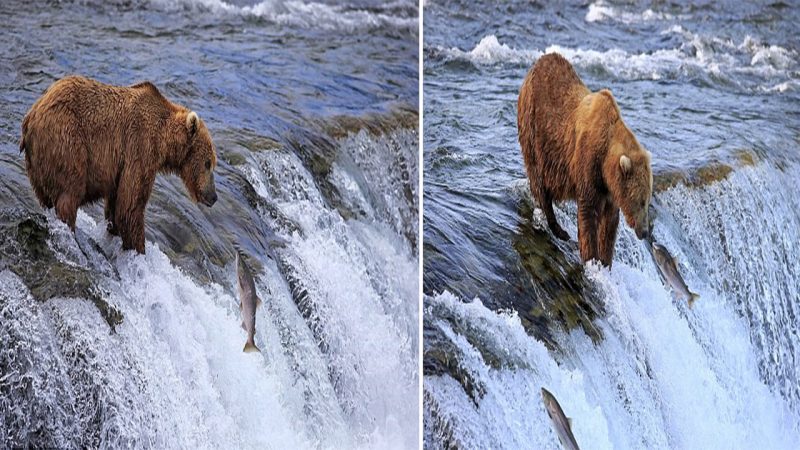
[511,200,604,345]
[653,150,759,192]
[323,105,418,139]
[222,128,283,153]
[654,163,732,191]
[221,151,248,167]
[423,320,486,406]
[0,210,123,331]
[732,149,757,167]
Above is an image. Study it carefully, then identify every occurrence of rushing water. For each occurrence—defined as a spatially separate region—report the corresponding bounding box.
[423,0,800,448]
[0,1,418,448]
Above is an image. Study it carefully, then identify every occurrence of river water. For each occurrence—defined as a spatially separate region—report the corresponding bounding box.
[423,0,800,448]
[0,0,418,448]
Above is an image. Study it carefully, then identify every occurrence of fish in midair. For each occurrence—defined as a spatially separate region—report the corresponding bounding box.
[650,241,699,308]
[541,387,581,450]
[236,250,262,353]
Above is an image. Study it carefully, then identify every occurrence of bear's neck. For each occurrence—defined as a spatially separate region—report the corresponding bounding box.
[158,121,190,173]
[162,146,189,174]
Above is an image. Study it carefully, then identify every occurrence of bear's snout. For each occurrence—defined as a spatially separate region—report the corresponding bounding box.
[634,214,650,240]
[204,190,218,207]
[200,188,217,207]
[198,172,217,207]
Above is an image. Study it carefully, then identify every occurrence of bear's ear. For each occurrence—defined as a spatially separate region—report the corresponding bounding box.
[186,111,198,136]
[619,154,632,175]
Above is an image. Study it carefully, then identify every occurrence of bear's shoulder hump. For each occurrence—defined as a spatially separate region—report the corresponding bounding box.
[130,81,161,94]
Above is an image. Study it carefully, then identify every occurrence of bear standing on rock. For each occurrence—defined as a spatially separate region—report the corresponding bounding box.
[517,53,652,266]
[20,76,218,254]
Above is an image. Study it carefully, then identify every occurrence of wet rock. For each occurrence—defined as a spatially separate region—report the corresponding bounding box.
[423,321,486,406]
[217,127,283,153]
[322,105,418,139]
[512,200,604,345]
[0,209,123,331]
[424,390,464,450]
[654,150,757,192]
[221,150,248,167]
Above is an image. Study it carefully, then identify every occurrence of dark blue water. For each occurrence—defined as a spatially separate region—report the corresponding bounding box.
[0,1,419,448]
[423,1,800,448]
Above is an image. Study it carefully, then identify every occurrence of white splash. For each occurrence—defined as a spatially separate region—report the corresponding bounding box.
[425,162,800,448]
[1,129,419,449]
[153,0,418,32]
[243,129,420,449]
[434,32,797,92]
[585,1,685,24]
[437,35,541,66]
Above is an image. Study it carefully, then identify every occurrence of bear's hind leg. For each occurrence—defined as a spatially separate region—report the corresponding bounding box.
[538,186,569,241]
[527,134,569,241]
[34,115,87,231]
[55,192,79,231]
[31,184,54,209]
[526,160,569,239]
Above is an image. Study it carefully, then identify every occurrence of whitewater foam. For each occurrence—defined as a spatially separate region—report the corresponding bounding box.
[426,255,798,448]
[437,35,690,80]
[241,129,420,449]
[585,1,686,24]
[153,0,417,32]
[1,128,419,449]
[425,162,800,448]
[1,212,316,448]
[435,32,797,91]
[425,292,615,449]
[762,80,799,92]
[438,35,541,66]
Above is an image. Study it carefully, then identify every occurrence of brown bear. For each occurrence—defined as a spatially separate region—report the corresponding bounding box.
[517,53,652,266]
[20,76,218,254]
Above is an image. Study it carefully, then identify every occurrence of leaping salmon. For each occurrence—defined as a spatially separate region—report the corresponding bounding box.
[236,250,262,353]
[541,387,581,450]
[649,241,699,308]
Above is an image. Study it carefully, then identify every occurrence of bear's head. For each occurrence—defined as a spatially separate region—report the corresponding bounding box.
[607,131,653,240]
[180,111,218,207]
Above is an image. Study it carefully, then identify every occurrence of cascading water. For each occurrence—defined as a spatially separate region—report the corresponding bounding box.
[425,162,800,449]
[423,0,800,448]
[1,127,419,449]
[0,0,419,448]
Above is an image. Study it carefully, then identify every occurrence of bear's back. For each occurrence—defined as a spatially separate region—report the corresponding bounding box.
[527,54,589,126]
[32,76,175,122]
[22,76,184,182]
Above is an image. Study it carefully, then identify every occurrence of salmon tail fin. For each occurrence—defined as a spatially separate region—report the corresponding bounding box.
[688,292,699,308]
[243,340,261,353]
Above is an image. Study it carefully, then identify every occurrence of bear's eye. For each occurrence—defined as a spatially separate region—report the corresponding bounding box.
[205,160,211,170]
